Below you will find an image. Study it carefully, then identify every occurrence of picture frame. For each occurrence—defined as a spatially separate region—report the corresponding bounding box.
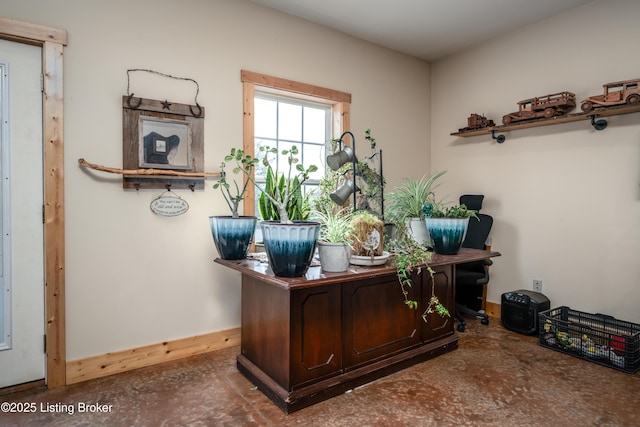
[138,116,192,170]
[122,96,205,190]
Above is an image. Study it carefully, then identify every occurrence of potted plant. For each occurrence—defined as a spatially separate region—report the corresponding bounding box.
[258,162,311,222]
[386,171,447,247]
[209,161,257,260]
[385,220,451,322]
[348,211,389,265]
[422,201,478,255]
[253,161,312,253]
[312,207,354,272]
[224,145,319,277]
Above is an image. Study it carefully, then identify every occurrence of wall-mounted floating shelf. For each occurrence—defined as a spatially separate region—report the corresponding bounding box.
[451,103,640,143]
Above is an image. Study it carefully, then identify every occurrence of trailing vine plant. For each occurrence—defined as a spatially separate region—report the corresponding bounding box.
[386,220,451,322]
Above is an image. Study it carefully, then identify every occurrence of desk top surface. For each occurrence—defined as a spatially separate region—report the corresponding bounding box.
[215,247,500,290]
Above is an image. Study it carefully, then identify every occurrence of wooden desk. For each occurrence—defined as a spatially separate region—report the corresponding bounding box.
[215,248,500,413]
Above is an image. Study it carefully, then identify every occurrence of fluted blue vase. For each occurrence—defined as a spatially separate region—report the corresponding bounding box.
[209,216,257,260]
[424,217,469,255]
[261,220,320,277]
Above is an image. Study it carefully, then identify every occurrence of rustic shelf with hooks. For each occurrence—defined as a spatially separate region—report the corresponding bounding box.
[451,103,640,143]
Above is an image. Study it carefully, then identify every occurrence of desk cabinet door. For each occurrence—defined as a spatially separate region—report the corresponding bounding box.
[422,265,455,343]
[343,275,421,370]
[291,284,342,388]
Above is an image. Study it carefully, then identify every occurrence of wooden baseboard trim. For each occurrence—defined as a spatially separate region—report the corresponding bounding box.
[66,327,241,385]
[485,301,501,319]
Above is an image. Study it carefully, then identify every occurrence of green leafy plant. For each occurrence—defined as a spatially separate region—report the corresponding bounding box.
[421,201,478,219]
[312,207,354,244]
[213,162,253,218]
[224,145,317,224]
[364,128,376,149]
[212,160,254,218]
[386,171,447,221]
[317,129,385,219]
[258,164,310,221]
[386,220,451,321]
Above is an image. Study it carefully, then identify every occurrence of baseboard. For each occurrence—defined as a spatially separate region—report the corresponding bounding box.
[66,327,241,385]
[485,301,501,319]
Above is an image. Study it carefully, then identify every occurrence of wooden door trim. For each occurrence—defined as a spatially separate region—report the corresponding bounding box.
[0,16,67,388]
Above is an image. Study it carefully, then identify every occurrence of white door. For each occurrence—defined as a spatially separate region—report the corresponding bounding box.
[0,39,45,388]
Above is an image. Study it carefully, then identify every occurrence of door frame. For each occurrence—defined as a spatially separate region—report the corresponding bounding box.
[0,17,66,389]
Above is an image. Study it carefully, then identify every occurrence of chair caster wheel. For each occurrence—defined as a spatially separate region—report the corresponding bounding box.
[457,324,466,332]
[481,317,489,325]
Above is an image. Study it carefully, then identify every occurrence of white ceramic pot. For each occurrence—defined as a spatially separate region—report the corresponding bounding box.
[406,217,431,247]
[317,241,352,272]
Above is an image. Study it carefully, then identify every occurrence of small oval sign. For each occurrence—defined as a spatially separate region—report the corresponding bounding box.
[150,195,189,217]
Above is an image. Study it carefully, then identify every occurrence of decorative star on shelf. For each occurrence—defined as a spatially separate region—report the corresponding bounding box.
[161,100,172,110]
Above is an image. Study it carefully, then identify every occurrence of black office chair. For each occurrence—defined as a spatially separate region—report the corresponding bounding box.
[455,195,493,332]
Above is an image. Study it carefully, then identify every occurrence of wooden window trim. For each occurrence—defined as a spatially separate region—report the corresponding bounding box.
[240,70,351,216]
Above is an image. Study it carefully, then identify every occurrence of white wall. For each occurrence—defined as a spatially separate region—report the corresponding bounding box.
[432,0,640,323]
[0,0,431,359]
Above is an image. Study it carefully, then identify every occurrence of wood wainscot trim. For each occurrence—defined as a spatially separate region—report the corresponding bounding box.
[485,300,501,319]
[65,328,240,385]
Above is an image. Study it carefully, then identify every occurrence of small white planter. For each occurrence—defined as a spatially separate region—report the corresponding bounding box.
[317,241,352,272]
[407,217,431,247]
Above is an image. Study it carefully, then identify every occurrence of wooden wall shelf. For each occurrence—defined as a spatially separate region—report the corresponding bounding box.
[451,103,640,142]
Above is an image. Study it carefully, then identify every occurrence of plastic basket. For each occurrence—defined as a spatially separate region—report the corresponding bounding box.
[538,306,640,373]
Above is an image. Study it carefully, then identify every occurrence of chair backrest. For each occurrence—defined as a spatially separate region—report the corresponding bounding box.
[459,195,493,250]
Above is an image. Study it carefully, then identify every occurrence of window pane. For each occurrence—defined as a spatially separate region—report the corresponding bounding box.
[254,138,275,181]
[278,103,302,141]
[255,98,277,138]
[303,143,325,181]
[303,107,326,143]
[254,91,331,221]
[277,141,296,173]
[303,183,319,203]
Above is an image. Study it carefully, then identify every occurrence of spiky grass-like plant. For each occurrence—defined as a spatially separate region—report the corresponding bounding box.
[312,207,354,244]
[386,171,447,221]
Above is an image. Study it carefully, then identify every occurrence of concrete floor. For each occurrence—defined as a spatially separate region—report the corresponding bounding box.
[2,319,639,426]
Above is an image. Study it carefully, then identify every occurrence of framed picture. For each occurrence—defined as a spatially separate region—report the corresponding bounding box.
[122,96,205,190]
[138,116,192,170]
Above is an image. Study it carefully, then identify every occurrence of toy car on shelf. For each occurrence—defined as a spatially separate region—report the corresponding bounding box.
[580,78,640,112]
[502,91,576,125]
[458,113,495,132]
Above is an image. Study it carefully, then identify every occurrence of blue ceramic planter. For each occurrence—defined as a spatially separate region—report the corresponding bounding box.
[424,217,469,255]
[209,216,257,260]
[261,220,320,277]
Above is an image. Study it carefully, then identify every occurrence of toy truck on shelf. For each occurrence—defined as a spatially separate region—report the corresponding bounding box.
[502,91,576,125]
[458,113,495,132]
[580,78,640,112]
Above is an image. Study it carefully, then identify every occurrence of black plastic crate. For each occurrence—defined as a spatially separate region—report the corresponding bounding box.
[538,306,640,373]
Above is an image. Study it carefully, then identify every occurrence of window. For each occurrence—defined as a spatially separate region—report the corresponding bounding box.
[241,70,352,219]
[253,93,329,217]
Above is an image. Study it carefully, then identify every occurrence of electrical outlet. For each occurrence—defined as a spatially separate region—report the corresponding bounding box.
[533,280,542,293]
